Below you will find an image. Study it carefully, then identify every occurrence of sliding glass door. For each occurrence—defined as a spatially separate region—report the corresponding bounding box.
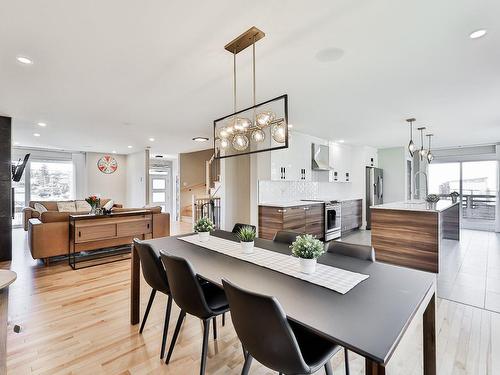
[429,160,497,231]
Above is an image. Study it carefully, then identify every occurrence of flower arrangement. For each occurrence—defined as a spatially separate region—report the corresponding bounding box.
[85,195,100,213]
[290,234,324,259]
[236,226,256,243]
[425,194,440,204]
[194,217,215,233]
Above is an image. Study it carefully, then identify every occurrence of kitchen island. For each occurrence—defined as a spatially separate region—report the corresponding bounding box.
[371,200,460,273]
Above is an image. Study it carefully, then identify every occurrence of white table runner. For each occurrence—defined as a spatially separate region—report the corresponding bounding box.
[178,234,369,294]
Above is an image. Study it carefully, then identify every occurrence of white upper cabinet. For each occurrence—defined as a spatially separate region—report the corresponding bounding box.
[329,142,352,183]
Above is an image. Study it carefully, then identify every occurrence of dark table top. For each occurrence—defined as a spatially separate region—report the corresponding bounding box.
[142,230,436,364]
[70,209,151,220]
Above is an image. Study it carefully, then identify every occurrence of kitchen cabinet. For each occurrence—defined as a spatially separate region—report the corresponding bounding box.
[329,143,352,183]
[258,203,324,240]
[340,199,362,234]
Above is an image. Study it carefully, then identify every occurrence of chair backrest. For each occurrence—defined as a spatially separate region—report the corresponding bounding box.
[160,253,212,319]
[273,230,300,245]
[232,223,256,234]
[327,241,375,262]
[222,279,309,374]
[133,239,170,293]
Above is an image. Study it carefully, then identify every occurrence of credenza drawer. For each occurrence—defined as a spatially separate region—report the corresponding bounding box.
[76,224,117,243]
[117,220,152,237]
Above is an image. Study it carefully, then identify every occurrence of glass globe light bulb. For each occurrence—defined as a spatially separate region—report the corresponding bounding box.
[271,123,286,143]
[251,129,265,142]
[220,138,229,149]
[256,111,275,126]
[232,134,249,151]
[219,127,229,139]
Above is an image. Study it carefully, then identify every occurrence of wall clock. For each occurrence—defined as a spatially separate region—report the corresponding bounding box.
[97,155,118,174]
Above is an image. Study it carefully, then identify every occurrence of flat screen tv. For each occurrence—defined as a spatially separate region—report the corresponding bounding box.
[12,153,30,182]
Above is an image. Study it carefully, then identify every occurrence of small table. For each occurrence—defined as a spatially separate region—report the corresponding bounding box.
[69,210,153,269]
[0,270,16,373]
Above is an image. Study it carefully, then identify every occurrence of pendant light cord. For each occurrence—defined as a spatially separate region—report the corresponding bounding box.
[233,49,237,113]
[252,35,256,106]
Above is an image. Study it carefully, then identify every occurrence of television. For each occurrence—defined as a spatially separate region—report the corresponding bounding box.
[12,153,30,182]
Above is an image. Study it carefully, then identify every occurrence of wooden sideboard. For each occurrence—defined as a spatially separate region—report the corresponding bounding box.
[258,203,324,240]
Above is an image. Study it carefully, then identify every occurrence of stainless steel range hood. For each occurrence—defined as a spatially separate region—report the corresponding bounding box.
[311,143,331,171]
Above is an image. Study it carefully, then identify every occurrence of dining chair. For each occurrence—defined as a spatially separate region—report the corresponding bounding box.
[133,239,173,360]
[327,240,375,375]
[232,223,256,233]
[222,279,341,375]
[160,253,230,375]
[273,230,301,245]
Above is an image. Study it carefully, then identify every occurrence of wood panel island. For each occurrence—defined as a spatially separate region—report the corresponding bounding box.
[371,200,460,273]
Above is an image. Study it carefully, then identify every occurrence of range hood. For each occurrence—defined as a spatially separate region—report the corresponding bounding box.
[311,143,331,171]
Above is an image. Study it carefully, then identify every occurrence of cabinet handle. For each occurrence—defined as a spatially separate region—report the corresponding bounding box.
[78,231,81,237]
[303,207,310,210]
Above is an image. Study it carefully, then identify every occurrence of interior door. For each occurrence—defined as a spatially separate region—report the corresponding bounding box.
[150,175,170,214]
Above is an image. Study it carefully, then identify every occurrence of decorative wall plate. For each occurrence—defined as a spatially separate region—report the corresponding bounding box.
[97,155,118,174]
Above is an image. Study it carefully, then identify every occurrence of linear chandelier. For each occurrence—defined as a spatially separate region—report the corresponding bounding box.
[214,27,288,159]
[405,118,435,163]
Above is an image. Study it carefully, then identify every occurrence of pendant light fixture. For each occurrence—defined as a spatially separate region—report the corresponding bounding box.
[426,134,434,163]
[406,118,416,157]
[213,27,288,159]
[417,127,427,161]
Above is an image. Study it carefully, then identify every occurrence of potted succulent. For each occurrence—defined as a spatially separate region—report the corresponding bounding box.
[85,195,100,215]
[450,191,460,203]
[236,226,256,254]
[194,217,215,242]
[425,194,440,209]
[290,234,325,274]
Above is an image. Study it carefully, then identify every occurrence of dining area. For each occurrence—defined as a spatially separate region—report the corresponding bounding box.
[129,223,437,375]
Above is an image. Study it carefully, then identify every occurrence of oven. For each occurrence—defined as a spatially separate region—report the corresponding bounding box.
[325,202,341,241]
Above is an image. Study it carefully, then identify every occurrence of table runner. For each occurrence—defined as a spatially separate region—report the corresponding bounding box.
[178,234,369,294]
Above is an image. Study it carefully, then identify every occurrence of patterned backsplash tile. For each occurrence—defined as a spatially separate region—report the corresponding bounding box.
[259,180,320,203]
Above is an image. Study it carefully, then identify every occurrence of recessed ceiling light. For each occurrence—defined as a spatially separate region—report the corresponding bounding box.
[288,124,293,128]
[470,29,487,39]
[37,122,47,127]
[192,137,209,142]
[16,56,33,65]
[149,137,155,142]
[338,139,345,143]
[33,133,41,137]
[127,145,133,149]
[14,141,19,145]
[112,150,117,154]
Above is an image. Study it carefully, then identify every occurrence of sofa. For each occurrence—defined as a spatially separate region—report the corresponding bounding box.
[24,200,170,261]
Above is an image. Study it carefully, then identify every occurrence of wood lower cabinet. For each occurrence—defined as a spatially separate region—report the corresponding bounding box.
[258,203,324,240]
[340,199,362,235]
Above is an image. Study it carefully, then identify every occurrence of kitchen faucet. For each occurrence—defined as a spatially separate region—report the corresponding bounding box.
[413,171,428,200]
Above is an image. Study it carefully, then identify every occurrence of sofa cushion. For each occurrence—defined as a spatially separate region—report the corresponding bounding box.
[75,200,91,212]
[57,201,77,212]
[34,202,48,215]
[30,201,60,211]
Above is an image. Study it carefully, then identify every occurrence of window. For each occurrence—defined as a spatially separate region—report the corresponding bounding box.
[30,161,74,201]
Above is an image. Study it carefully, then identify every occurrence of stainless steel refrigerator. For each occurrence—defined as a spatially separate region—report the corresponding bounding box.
[366,166,383,230]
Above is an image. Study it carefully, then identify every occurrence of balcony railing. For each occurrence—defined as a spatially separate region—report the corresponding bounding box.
[193,196,221,229]
[436,193,496,220]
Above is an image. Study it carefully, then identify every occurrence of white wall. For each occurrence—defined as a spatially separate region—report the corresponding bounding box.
[86,152,127,203]
[126,151,146,207]
[377,147,408,203]
[222,154,251,231]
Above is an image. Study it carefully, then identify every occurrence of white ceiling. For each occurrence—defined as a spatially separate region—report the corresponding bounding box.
[1,0,499,155]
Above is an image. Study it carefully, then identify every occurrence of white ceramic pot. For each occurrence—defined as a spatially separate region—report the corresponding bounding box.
[198,231,210,242]
[299,258,317,274]
[240,241,254,254]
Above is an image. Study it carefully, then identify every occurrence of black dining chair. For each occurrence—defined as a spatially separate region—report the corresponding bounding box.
[327,240,375,375]
[133,239,173,360]
[222,279,341,375]
[232,223,256,234]
[160,253,230,375]
[273,230,301,245]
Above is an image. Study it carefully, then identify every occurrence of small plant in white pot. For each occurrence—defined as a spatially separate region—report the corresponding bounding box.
[236,226,256,254]
[290,234,325,274]
[194,217,215,242]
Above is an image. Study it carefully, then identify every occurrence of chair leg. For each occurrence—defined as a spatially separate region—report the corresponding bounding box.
[241,353,253,375]
[139,289,156,334]
[213,317,217,340]
[324,359,333,375]
[160,295,173,359]
[200,319,210,375]
[222,312,225,326]
[166,310,186,364]
[344,348,350,375]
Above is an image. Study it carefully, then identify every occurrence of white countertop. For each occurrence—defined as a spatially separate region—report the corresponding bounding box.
[371,200,459,213]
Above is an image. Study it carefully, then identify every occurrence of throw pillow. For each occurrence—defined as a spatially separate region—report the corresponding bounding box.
[103,199,114,210]
[57,201,77,212]
[75,200,92,212]
[33,202,48,215]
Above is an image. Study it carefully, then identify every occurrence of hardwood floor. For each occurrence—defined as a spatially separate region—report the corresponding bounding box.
[2,225,500,374]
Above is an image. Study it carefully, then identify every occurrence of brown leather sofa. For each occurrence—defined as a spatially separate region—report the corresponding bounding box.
[24,200,170,261]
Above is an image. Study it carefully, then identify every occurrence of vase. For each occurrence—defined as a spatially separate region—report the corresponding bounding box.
[426,202,437,210]
[90,206,97,215]
[198,232,210,242]
[299,258,317,274]
[451,196,458,203]
[240,241,254,254]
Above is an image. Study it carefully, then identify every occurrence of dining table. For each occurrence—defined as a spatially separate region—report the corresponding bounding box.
[130,230,436,375]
